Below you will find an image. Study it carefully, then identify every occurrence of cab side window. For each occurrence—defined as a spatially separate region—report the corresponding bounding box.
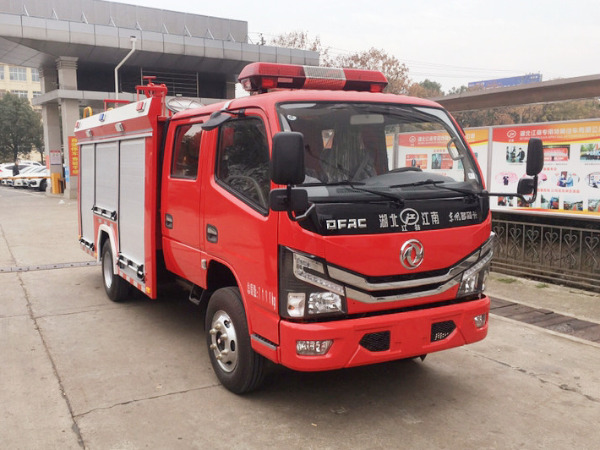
[216,117,270,210]
[171,123,203,179]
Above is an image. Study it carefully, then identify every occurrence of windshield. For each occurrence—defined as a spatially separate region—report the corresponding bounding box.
[277,102,482,194]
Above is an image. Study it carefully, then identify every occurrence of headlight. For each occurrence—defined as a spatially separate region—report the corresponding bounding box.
[457,247,493,298]
[279,248,346,319]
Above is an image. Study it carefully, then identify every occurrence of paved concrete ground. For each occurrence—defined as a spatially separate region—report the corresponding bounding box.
[1,188,599,449]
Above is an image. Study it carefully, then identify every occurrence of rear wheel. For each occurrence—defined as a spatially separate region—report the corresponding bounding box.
[205,287,265,394]
[101,242,130,302]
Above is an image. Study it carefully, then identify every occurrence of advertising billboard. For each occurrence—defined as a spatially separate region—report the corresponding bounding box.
[393,130,477,181]
[464,128,490,187]
[468,74,542,90]
[489,120,600,218]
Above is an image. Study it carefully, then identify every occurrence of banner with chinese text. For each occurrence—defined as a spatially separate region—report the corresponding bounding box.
[68,136,79,177]
[489,120,600,218]
[464,127,490,187]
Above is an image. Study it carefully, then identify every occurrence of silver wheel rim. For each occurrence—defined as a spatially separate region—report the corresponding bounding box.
[102,251,113,289]
[209,310,238,373]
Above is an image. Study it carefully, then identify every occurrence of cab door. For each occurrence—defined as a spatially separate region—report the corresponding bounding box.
[161,118,206,285]
[201,109,280,344]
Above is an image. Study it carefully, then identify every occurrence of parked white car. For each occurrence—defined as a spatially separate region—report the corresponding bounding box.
[6,165,40,187]
[14,166,48,188]
[27,167,51,191]
[0,161,44,185]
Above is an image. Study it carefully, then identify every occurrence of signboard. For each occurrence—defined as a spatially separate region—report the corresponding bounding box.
[464,128,490,186]
[396,130,463,180]
[49,149,62,165]
[68,136,79,177]
[468,74,542,90]
[489,120,600,218]
[394,129,488,180]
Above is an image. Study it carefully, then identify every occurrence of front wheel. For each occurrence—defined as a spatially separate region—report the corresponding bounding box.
[101,242,130,302]
[205,287,265,394]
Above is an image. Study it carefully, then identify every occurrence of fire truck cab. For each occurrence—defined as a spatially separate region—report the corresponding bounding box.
[75,63,543,393]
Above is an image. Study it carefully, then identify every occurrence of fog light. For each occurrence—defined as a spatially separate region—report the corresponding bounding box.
[474,313,487,328]
[296,340,333,355]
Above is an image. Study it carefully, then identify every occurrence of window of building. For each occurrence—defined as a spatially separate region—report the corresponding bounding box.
[12,90,29,99]
[9,67,27,81]
[31,68,40,82]
[170,123,203,179]
[33,91,42,98]
[0,66,4,80]
[216,117,270,210]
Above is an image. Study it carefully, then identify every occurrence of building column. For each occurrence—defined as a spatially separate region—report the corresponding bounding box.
[39,66,62,194]
[56,57,79,199]
[225,80,236,99]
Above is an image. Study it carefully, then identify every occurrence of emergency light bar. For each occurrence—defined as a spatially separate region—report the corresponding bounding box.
[238,62,388,93]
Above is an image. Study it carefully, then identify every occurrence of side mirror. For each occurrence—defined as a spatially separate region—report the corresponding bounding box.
[269,188,309,212]
[517,177,535,196]
[526,137,544,176]
[271,132,305,185]
[488,138,544,205]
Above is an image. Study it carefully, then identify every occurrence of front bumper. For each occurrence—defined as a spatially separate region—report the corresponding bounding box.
[278,296,489,371]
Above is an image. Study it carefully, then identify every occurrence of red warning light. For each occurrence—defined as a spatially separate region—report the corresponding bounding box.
[238,63,388,93]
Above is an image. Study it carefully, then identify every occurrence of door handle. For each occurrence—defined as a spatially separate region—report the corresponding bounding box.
[165,213,173,229]
[206,224,218,243]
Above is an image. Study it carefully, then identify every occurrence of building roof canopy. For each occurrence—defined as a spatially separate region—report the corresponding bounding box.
[0,0,318,76]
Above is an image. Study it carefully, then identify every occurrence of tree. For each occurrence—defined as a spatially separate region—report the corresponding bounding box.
[447,85,470,96]
[0,93,43,162]
[408,79,444,98]
[332,48,410,95]
[270,31,331,65]
[453,99,600,128]
[31,112,45,164]
[271,32,410,94]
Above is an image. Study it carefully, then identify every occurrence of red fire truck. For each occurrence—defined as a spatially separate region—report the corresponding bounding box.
[75,63,543,393]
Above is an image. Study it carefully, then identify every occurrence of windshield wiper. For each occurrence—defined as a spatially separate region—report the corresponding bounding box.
[303,180,404,206]
[303,180,365,187]
[430,181,481,198]
[390,179,439,189]
[390,179,481,200]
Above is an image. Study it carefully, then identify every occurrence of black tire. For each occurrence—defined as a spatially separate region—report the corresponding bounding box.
[205,287,265,394]
[39,179,47,191]
[101,242,130,302]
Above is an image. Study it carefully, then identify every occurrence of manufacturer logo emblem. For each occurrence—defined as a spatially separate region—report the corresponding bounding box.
[400,239,424,270]
[399,208,419,226]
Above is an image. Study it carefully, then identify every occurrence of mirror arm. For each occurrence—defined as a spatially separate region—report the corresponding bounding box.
[287,203,315,223]
[282,185,315,222]
[528,174,539,204]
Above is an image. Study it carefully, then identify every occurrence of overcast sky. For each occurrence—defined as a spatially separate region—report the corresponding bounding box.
[113,0,598,92]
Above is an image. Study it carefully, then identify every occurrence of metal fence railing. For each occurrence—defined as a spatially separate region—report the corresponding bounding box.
[491,214,600,292]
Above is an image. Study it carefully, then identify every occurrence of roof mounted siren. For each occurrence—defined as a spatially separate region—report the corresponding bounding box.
[238,63,388,94]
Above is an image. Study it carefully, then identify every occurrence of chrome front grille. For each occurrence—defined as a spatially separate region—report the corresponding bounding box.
[327,234,495,304]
